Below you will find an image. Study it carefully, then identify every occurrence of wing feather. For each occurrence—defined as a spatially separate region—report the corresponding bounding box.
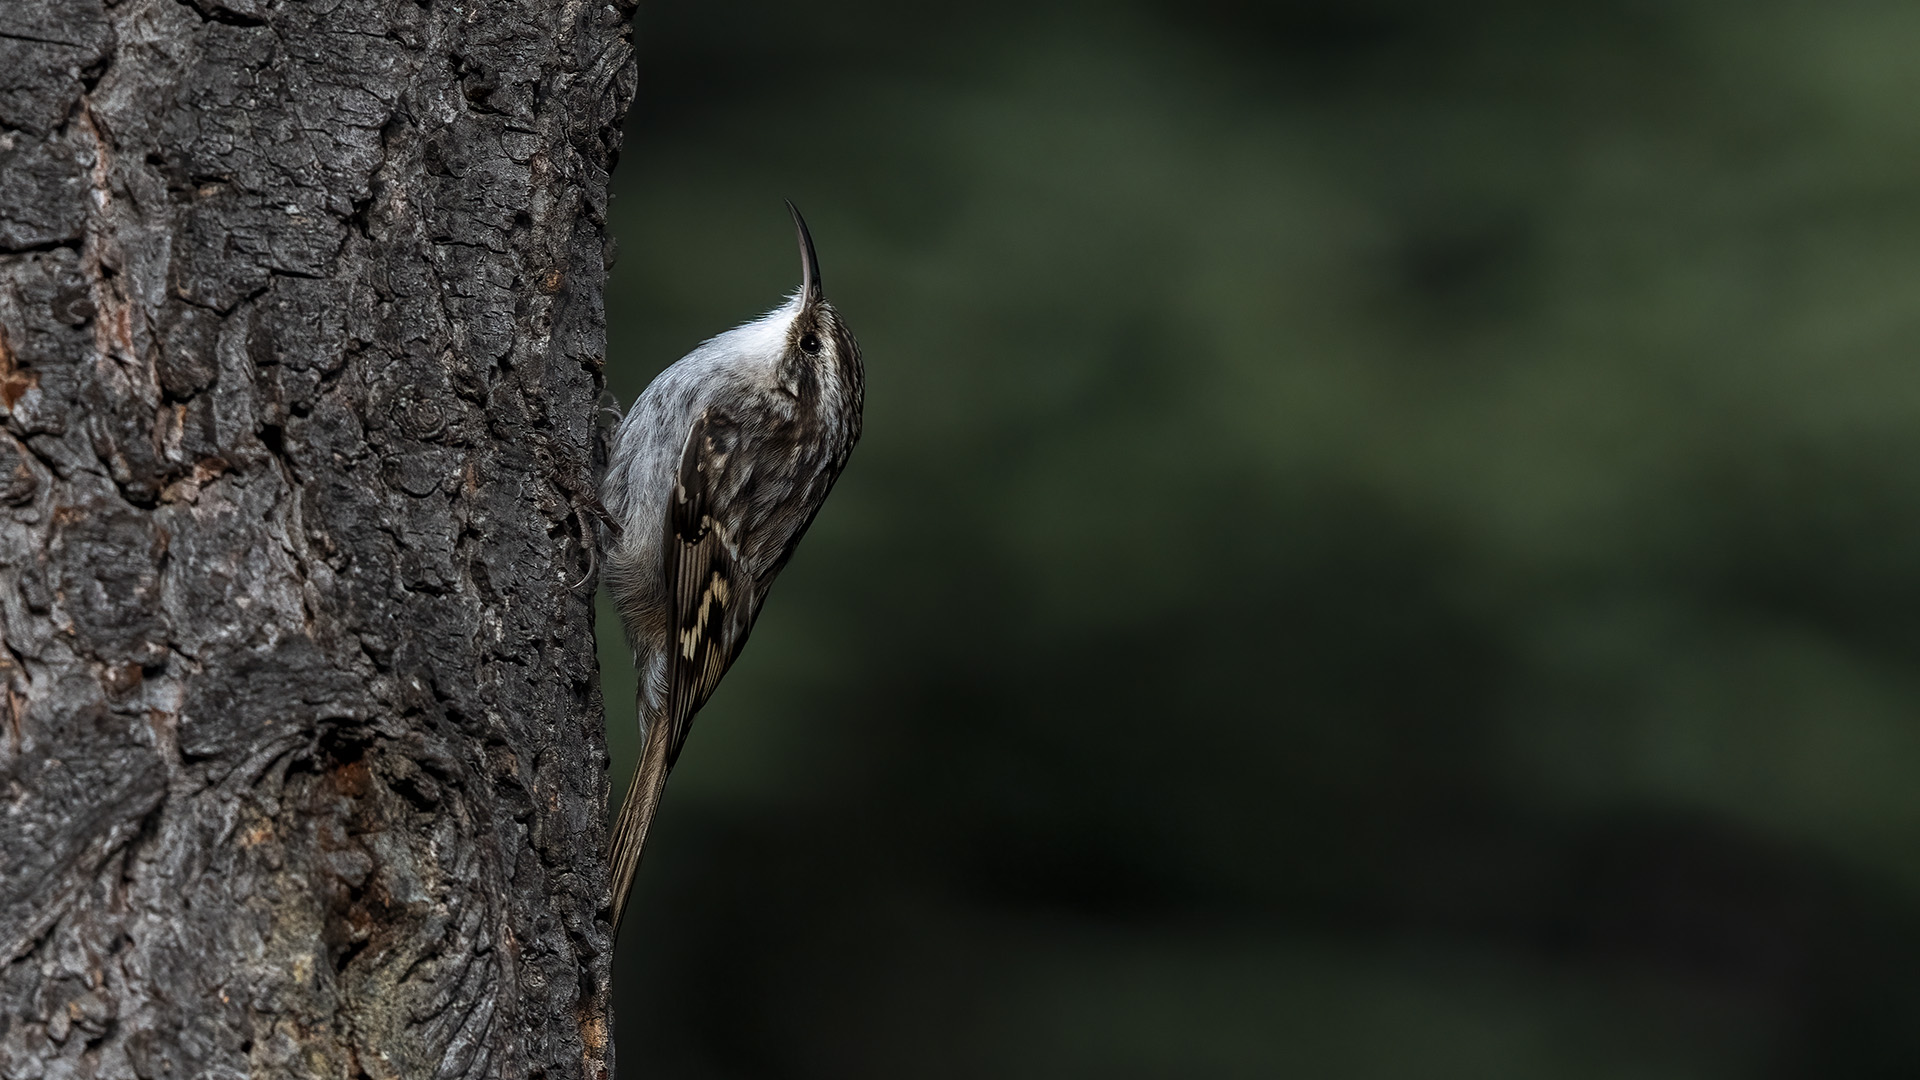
[661,409,755,767]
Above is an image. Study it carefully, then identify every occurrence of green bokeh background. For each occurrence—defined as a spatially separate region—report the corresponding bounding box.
[597,3,1920,1075]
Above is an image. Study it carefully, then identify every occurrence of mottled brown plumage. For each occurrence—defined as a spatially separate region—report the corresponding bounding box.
[602,205,863,932]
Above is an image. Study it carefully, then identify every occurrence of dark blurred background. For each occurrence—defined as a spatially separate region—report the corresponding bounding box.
[596,2,1920,1075]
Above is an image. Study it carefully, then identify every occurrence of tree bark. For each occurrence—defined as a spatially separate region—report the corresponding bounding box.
[0,0,632,1076]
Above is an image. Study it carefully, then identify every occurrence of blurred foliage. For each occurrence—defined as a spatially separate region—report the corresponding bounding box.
[597,1,1920,1075]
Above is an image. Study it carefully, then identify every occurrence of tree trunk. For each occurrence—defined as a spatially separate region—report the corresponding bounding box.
[0,0,632,1076]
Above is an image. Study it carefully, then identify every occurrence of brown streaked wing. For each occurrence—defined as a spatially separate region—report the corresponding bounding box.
[662,409,755,767]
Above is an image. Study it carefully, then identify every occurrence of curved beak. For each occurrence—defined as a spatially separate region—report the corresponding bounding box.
[786,199,824,305]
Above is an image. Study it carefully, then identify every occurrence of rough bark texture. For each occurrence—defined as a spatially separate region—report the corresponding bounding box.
[0,0,634,1076]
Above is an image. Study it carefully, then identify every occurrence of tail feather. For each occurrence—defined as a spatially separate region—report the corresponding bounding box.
[609,707,672,935]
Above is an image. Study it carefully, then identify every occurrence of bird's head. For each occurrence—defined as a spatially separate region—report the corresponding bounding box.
[684,203,863,427]
[774,201,861,408]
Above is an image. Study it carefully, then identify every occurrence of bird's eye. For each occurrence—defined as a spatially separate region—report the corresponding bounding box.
[800,331,822,355]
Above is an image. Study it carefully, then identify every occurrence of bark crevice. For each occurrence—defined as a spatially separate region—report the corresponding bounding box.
[0,0,634,1076]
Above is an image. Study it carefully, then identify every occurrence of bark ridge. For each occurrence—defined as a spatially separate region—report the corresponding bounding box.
[0,0,635,1076]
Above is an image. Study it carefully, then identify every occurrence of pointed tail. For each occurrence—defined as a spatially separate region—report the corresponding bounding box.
[608,706,672,935]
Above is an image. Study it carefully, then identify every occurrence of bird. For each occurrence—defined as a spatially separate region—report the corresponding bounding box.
[600,203,863,933]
